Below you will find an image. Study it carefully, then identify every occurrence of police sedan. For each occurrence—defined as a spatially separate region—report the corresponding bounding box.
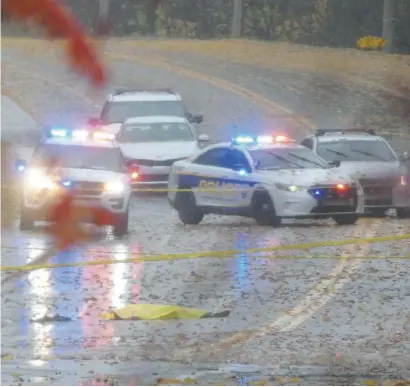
[168,135,365,227]
[16,128,132,236]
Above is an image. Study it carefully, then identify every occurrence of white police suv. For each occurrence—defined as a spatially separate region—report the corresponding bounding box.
[168,135,365,227]
[117,116,210,188]
[16,128,132,236]
[88,88,203,136]
[300,128,410,218]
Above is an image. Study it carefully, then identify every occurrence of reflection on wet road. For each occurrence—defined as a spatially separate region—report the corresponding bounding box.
[2,196,409,371]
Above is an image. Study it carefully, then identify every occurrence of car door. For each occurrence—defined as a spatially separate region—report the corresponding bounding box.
[191,147,255,207]
[189,147,230,206]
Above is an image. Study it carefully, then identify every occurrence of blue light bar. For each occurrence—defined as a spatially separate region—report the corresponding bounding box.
[232,136,256,145]
[50,128,68,137]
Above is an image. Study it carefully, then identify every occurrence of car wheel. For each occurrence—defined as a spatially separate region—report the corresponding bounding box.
[176,189,204,225]
[253,191,281,227]
[332,214,359,225]
[20,204,35,231]
[397,207,410,219]
[113,211,129,237]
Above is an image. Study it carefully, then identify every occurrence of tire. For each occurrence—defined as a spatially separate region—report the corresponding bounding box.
[176,189,203,225]
[19,204,35,231]
[113,211,129,237]
[253,191,281,227]
[397,207,410,219]
[332,214,359,225]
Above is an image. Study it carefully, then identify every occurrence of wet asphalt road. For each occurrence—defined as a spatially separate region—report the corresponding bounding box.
[1,41,410,385]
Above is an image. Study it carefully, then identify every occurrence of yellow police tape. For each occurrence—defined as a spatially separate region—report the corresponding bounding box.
[1,234,409,272]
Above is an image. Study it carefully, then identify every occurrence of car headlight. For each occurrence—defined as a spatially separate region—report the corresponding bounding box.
[24,170,56,190]
[400,175,407,186]
[274,183,303,192]
[104,181,126,194]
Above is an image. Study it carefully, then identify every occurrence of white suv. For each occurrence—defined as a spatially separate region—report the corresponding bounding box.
[17,133,132,236]
[89,88,203,136]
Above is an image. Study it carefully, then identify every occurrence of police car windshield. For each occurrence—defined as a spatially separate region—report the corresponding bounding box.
[31,144,123,172]
[101,101,185,124]
[250,148,329,170]
[118,122,194,142]
[317,140,396,162]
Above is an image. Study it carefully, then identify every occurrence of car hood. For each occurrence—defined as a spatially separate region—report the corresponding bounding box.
[39,168,122,182]
[119,141,199,160]
[337,161,404,179]
[261,168,353,186]
[104,123,122,135]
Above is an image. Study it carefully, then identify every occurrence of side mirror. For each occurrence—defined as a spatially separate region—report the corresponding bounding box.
[15,158,27,173]
[329,160,341,167]
[399,151,409,161]
[187,113,203,124]
[198,134,210,142]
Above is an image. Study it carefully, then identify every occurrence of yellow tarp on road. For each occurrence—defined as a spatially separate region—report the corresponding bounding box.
[102,304,230,321]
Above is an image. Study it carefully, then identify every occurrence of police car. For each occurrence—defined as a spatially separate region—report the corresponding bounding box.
[300,128,410,218]
[16,128,132,236]
[168,135,365,227]
[117,116,210,188]
[88,88,204,136]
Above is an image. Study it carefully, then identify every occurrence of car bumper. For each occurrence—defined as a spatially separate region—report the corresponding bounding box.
[272,188,364,218]
[393,183,410,208]
[23,188,130,217]
[361,184,409,209]
[131,166,171,191]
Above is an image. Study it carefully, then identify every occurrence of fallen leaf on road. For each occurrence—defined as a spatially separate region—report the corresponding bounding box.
[249,380,269,386]
[1,353,14,361]
[156,378,183,385]
[288,377,301,383]
[183,377,197,384]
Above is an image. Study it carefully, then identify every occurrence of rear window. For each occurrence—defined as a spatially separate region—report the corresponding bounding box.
[100,100,186,124]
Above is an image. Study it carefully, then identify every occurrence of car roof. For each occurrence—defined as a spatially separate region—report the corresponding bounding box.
[42,138,118,148]
[316,134,386,143]
[124,116,188,124]
[110,92,181,102]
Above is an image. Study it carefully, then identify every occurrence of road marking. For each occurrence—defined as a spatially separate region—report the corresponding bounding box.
[105,51,314,135]
[171,219,386,359]
[2,64,100,108]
